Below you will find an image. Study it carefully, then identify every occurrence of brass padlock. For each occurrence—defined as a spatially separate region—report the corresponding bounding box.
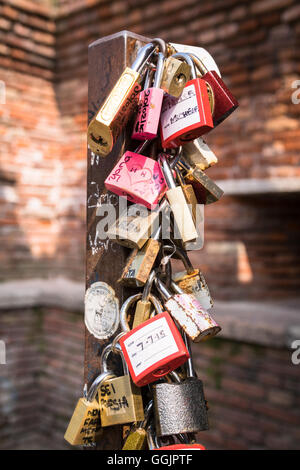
[87,39,164,156]
[182,138,218,171]
[178,158,223,204]
[122,401,153,450]
[99,343,144,427]
[164,245,213,310]
[64,370,115,446]
[106,202,162,250]
[132,270,157,328]
[160,55,191,98]
[119,225,162,287]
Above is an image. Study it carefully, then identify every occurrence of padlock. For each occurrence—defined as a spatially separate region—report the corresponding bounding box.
[182,137,218,171]
[165,245,213,310]
[99,343,144,427]
[105,149,167,209]
[160,55,191,98]
[156,443,206,450]
[175,166,198,224]
[64,370,115,446]
[132,52,165,140]
[132,270,157,329]
[122,400,153,450]
[191,52,239,126]
[159,154,198,244]
[178,158,224,204]
[106,202,163,250]
[155,277,220,342]
[119,293,190,387]
[119,225,162,287]
[153,341,209,436]
[160,52,213,149]
[87,39,164,156]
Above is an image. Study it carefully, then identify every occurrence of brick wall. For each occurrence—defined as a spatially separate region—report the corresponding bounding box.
[0,0,300,450]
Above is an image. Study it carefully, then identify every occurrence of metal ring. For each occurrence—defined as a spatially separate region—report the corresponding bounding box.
[111,332,127,352]
[87,370,116,402]
[120,293,163,332]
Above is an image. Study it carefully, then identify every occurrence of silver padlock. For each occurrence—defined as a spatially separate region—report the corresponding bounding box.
[152,335,209,437]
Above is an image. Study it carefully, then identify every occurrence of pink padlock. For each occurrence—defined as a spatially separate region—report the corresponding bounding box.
[104,150,167,209]
[132,52,165,141]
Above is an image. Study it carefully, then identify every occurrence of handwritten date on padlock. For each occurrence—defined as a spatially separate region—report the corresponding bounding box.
[105,151,167,209]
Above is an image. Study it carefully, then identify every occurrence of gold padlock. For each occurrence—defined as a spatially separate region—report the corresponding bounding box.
[182,138,218,171]
[178,158,223,204]
[64,371,115,446]
[119,225,162,287]
[160,55,191,98]
[87,39,164,156]
[132,270,157,329]
[165,245,213,311]
[106,203,161,250]
[99,344,144,427]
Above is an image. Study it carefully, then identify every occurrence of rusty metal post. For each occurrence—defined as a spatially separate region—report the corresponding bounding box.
[85,31,149,450]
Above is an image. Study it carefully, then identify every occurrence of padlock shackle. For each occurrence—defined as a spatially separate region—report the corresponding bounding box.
[134,138,152,154]
[183,332,196,378]
[163,244,195,275]
[101,342,130,376]
[151,224,162,242]
[155,277,172,301]
[120,293,164,332]
[167,146,183,169]
[153,52,165,89]
[137,400,153,430]
[171,52,197,79]
[159,154,176,189]
[187,52,208,76]
[87,370,116,402]
[141,269,156,302]
[131,39,166,74]
[143,67,153,90]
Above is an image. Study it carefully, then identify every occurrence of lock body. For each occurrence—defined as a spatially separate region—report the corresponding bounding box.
[105,151,167,209]
[107,206,160,249]
[153,378,209,436]
[123,428,148,450]
[201,70,239,126]
[99,375,144,426]
[164,293,220,342]
[119,238,161,287]
[120,312,190,387]
[160,56,191,98]
[132,88,164,140]
[88,68,141,156]
[182,138,218,171]
[160,78,213,149]
[64,397,102,446]
[172,269,213,310]
[156,444,206,450]
[183,167,224,204]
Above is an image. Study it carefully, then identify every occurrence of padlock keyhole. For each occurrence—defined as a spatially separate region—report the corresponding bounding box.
[91,133,108,147]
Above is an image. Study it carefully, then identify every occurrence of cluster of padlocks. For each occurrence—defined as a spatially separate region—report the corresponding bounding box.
[65,37,238,450]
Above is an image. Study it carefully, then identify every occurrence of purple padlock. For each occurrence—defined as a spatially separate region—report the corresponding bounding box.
[132,52,165,141]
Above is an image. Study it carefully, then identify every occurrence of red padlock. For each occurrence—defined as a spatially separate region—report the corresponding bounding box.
[160,52,213,149]
[104,149,167,209]
[156,444,206,450]
[191,53,239,126]
[119,293,190,387]
[132,52,165,141]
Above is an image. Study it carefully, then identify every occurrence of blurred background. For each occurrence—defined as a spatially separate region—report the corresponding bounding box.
[0,0,300,450]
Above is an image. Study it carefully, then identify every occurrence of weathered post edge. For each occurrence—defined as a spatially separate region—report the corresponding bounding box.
[85,31,150,450]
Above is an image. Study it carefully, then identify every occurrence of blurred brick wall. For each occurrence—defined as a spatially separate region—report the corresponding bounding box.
[0,0,300,450]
